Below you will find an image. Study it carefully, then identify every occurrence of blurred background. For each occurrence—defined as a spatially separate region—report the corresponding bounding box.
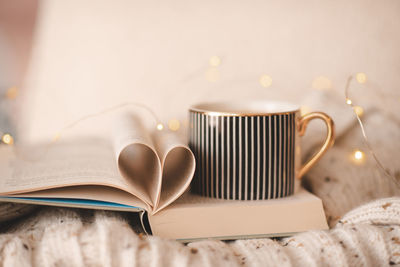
[0,0,399,143]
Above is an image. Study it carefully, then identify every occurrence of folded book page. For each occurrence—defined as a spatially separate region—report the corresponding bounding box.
[113,113,195,214]
[152,130,195,213]
[113,113,162,209]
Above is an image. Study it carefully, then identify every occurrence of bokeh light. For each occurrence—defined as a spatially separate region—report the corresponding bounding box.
[2,134,14,145]
[209,56,221,67]
[156,123,164,131]
[351,149,366,164]
[259,74,272,88]
[354,106,364,116]
[5,86,18,99]
[312,76,332,90]
[356,73,367,84]
[168,119,180,131]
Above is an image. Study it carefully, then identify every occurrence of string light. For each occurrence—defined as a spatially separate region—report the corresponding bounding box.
[351,149,366,164]
[1,87,17,145]
[209,56,221,67]
[312,76,332,90]
[168,119,180,131]
[4,102,165,161]
[51,102,162,142]
[2,133,14,145]
[345,75,400,188]
[1,87,17,146]
[259,74,272,88]
[353,106,364,116]
[354,150,364,160]
[356,73,367,84]
[5,86,18,99]
[205,56,222,82]
[156,123,164,131]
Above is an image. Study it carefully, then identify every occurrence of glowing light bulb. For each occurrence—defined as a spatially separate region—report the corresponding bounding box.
[354,106,364,116]
[356,73,367,84]
[156,123,164,131]
[259,74,272,88]
[2,134,14,145]
[168,119,180,131]
[351,149,366,164]
[346,98,352,105]
[354,150,363,160]
[209,56,221,67]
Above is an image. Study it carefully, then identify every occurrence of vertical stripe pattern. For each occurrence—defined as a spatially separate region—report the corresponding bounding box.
[189,112,296,200]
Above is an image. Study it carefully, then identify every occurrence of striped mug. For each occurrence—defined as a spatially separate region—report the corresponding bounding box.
[189,101,335,200]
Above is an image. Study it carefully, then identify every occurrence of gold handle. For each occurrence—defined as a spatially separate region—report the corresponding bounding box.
[297,112,335,179]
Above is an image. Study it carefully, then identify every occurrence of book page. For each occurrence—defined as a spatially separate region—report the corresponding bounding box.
[0,137,136,196]
[113,113,161,208]
[14,185,149,211]
[0,113,195,214]
[152,130,195,213]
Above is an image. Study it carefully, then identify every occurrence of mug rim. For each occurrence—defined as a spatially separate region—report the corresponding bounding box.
[189,101,300,116]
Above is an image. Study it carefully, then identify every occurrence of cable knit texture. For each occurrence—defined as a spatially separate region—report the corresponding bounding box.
[0,90,399,266]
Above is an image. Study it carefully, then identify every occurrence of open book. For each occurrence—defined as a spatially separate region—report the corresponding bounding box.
[0,114,328,241]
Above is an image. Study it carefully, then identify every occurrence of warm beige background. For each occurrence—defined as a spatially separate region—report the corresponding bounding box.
[20,0,400,141]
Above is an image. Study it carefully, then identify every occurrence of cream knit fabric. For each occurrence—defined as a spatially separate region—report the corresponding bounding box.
[0,90,399,266]
[0,199,400,267]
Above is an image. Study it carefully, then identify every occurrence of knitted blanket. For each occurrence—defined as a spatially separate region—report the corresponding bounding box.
[1,90,399,266]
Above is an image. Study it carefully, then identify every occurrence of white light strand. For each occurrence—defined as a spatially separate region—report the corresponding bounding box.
[53,102,162,141]
[345,75,400,189]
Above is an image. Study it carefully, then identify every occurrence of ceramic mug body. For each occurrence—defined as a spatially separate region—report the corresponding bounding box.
[189,101,334,200]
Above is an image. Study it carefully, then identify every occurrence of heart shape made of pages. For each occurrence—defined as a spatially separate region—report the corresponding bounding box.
[117,141,195,214]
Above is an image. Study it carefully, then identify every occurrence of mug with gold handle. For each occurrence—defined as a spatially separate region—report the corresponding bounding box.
[189,101,335,200]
